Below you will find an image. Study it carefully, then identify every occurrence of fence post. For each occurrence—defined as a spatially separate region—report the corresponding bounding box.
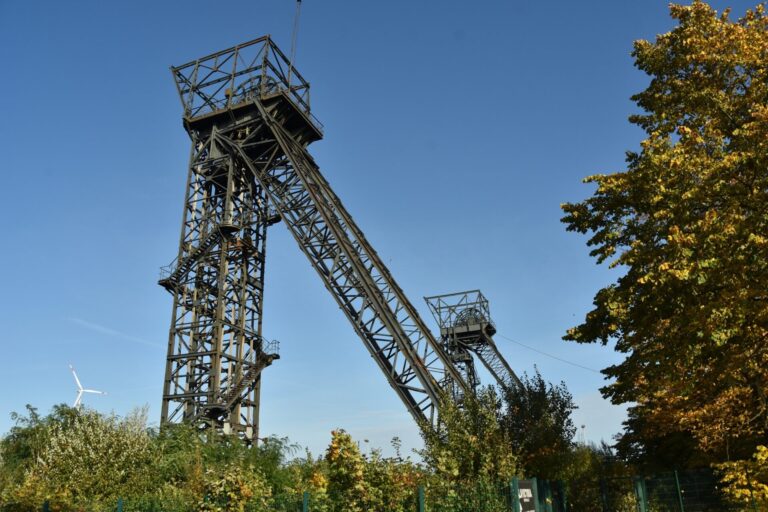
[117,497,124,512]
[633,477,647,512]
[510,477,521,512]
[42,501,50,512]
[673,470,685,512]
[417,485,425,512]
[302,491,309,512]
[531,477,542,512]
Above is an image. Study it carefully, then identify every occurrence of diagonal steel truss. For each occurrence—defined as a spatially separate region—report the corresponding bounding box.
[215,99,469,425]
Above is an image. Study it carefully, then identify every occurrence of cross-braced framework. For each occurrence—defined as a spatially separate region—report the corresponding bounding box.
[161,36,520,436]
[160,37,298,441]
[425,290,522,396]
[159,125,281,441]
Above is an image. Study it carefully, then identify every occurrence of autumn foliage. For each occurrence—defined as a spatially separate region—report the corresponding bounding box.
[562,0,768,502]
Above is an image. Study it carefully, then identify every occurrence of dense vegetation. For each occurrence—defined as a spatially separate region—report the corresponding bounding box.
[0,374,586,512]
[562,0,768,507]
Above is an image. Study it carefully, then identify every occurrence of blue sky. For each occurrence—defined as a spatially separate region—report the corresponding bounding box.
[0,0,759,457]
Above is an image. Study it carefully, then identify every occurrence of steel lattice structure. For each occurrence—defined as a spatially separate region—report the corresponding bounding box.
[425,290,522,396]
[160,36,519,437]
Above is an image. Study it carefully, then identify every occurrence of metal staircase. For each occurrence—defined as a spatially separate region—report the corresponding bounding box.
[158,223,236,291]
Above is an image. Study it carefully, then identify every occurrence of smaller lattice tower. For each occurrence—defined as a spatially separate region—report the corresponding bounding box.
[425,290,522,398]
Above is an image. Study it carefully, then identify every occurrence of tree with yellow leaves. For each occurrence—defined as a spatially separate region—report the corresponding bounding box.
[718,444,768,508]
[324,429,371,512]
[562,0,768,472]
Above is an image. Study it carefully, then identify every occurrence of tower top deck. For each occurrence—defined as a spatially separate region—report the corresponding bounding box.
[424,290,495,333]
[171,35,323,135]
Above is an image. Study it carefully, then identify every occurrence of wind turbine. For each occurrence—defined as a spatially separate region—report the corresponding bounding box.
[69,364,107,408]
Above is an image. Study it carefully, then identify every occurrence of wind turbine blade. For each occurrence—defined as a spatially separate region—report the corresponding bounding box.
[83,389,106,395]
[69,364,83,390]
[74,390,83,408]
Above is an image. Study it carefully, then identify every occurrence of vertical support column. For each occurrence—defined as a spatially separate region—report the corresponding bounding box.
[161,137,199,425]
[209,130,229,401]
[417,485,425,512]
[248,196,271,442]
[302,491,309,512]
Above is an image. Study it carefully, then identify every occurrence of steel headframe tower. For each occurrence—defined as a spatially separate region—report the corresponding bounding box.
[161,36,474,435]
[425,290,522,397]
[160,38,526,437]
[159,39,287,442]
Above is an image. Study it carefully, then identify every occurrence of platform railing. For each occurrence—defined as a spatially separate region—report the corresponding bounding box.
[171,36,323,133]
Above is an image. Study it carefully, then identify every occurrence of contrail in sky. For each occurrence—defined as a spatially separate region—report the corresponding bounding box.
[69,317,162,348]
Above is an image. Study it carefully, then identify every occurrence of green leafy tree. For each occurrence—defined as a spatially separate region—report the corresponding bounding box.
[6,408,156,510]
[561,1,768,468]
[500,368,576,479]
[361,446,422,512]
[560,442,633,512]
[197,463,272,512]
[0,405,79,499]
[418,388,518,511]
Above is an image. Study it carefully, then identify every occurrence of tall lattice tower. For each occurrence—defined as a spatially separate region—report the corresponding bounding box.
[160,37,521,438]
[159,38,293,442]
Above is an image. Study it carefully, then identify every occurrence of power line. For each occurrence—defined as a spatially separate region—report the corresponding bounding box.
[495,333,602,374]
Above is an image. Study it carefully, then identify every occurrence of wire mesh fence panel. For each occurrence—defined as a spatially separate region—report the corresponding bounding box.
[271,493,305,512]
[424,482,511,512]
[549,481,567,512]
[678,468,740,512]
[110,496,164,512]
[563,477,638,512]
[644,472,683,511]
[642,469,741,512]
[562,480,604,512]
[307,491,416,512]
[604,477,640,512]
[9,468,752,512]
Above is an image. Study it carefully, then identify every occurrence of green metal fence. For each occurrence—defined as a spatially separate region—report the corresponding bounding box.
[21,468,758,512]
[565,469,754,512]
